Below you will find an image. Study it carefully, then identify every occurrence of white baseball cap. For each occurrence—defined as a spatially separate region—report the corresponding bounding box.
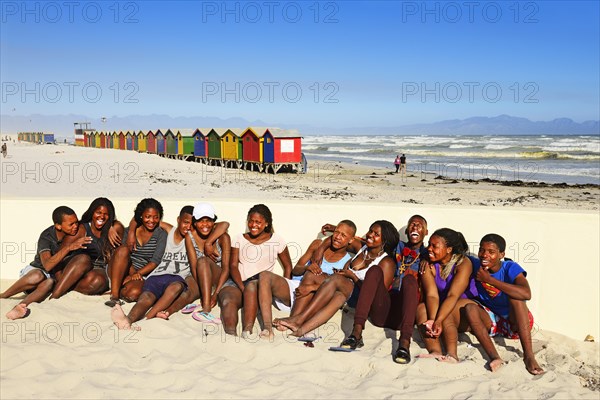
[193,203,216,220]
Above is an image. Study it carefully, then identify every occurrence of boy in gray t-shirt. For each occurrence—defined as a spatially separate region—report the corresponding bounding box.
[111,206,194,329]
[1,206,91,319]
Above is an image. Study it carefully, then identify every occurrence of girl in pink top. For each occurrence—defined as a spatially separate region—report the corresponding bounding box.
[229,204,292,337]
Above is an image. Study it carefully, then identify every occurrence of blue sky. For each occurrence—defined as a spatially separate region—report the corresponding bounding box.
[1,0,599,128]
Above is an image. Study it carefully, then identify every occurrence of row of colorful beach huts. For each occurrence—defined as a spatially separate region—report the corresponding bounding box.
[18,132,55,144]
[73,127,305,174]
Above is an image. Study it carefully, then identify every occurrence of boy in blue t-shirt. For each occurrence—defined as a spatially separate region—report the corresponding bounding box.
[464,234,544,375]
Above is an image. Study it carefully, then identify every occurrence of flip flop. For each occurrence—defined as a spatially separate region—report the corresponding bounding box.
[298,335,322,343]
[192,311,222,324]
[329,346,355,352]
[181,303,198,314]
[104,298,124,307]
[394,346,411,364]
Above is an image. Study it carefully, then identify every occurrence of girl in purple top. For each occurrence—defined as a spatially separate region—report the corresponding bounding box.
[416,228,476,363]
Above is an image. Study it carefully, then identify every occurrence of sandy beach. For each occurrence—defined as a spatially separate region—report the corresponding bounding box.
[1,141,599,399]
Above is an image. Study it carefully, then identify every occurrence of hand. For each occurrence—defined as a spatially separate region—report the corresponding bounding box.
[70,236,93,251]
[307,264,323,275]
[310,248,325,267]
[124,273,142,285]
[126,232,137,252]
[294,284,317,298]
[335,268,357,282]
[321,223,336,235]
[431,320,443,337]
[476,266,492,282]
[204,242,219,262]
[419,260,434,275]
[108,226,122,248]
[210,292,218,308]
[423,319,439,338]
[423,319,442,337]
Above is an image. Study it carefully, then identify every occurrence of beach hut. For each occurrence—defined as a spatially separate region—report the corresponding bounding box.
[35,132,43,144]
[165,130,176,158]
[126,131,134,151]
[220,128,244,167]
[135,130,146,152]
[192,128,209,159]
[206,129,225,164]
[146,130,156,153]
[133,131,139,151]
[174,128,195,159]
[117,131,126,150]
[42,133,55,144]
[106,131,113,149]
[156,129,166,155]
[112,131,119,149]
[262,128,303,173]
[242,127,265,163]
[99,132,106,148]
[87,132,95,148]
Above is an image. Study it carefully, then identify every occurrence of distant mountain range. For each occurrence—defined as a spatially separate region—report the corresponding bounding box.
[0,114,598,138]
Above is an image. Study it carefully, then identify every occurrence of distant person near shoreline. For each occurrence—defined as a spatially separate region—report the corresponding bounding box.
[394,155,401,173]
[2,142,7,158]
[400,154,407,178]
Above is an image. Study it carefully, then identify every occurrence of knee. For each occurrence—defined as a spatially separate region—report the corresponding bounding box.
[166,282,184,296]
[364,266,383,281]
[258,271,272,284]
[70,253,92,267]
[402,274,418,288]
[196,257,210,270]
[244,281,258,294]
[82,274,107,295]
[114,246,130,260]
[122,285,141,302]
[463,303,480,320]
[29,270,47,285]
[40,278,55,290]
[509,299,529,317]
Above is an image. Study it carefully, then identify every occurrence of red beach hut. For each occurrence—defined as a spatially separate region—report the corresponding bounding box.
[242,127,265,163]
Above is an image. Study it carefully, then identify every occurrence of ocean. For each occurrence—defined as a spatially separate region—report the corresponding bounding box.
[302,135,600,185]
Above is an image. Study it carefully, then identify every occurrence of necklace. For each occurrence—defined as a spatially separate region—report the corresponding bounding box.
[353,247,383,270]
[397,249,419,275]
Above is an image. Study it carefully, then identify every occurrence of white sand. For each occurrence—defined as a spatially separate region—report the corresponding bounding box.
[1,142,599,399]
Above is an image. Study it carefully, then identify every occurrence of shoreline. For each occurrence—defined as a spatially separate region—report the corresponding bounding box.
[1,142,598,210]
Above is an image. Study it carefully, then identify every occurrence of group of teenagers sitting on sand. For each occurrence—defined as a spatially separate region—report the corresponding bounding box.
[1,197,544,375]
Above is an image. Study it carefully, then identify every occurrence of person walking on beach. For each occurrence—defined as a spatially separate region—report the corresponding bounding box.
[1,142,7,158]
[399,154,407,178]
[394,155,401,173]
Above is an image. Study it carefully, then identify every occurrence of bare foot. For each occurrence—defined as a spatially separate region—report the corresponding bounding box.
[525,356,545,375]
[439,354,459,364]
[6,303,29,320]
[260,329,274,341]
[489,358,505,372]
[273,319,288,331]
[416,352,444,360]
[156,311,169,320]
[275,318,300,333]
[111,304,139,330]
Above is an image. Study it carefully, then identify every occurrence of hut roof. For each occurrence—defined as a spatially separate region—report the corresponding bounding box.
[220,128,244,137]
[172,128,195,137]
[193,128,213,135]
[265,128,302,138]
